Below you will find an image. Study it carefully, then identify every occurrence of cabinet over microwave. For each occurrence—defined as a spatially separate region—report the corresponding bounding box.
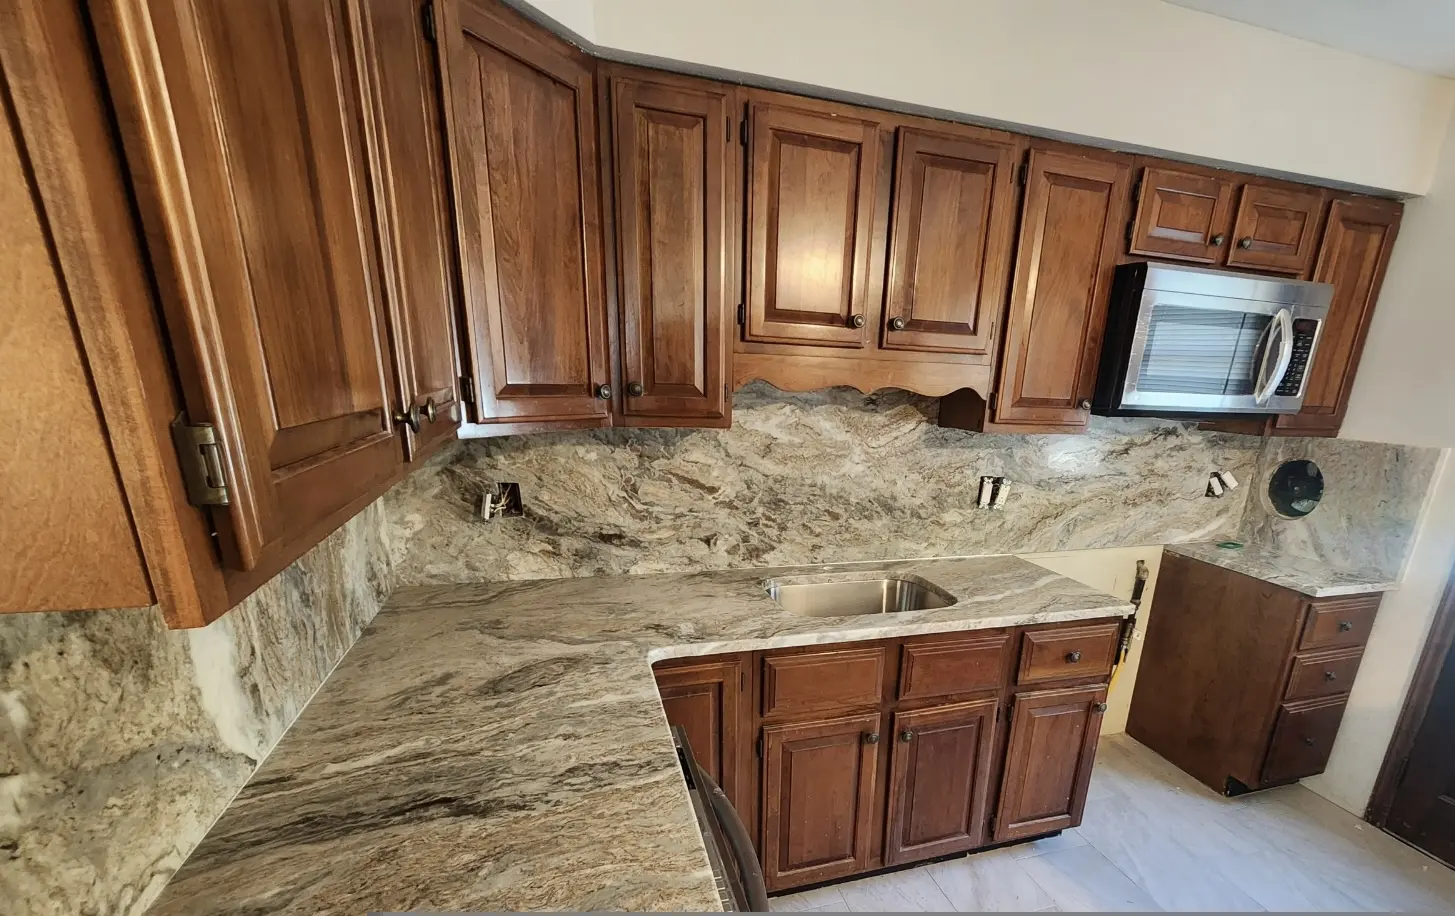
[1094,262,1333,417]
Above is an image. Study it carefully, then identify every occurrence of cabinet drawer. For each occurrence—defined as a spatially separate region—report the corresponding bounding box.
[897,631,1010,701]
[1262,696,1348,785]
[1298,595,1380,651]
[1016,622,1121,685]
[762,646,886,717]
[1285,647,1364,701]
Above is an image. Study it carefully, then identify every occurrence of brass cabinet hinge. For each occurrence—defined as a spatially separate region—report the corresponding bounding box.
[170,414,230,507]
[755,735,763,758]
[459,375,476,405]
[1017,162,1027,186]
[420,1,437,43]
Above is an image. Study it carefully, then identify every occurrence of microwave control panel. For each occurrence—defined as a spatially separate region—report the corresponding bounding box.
[1275,319,1320,397]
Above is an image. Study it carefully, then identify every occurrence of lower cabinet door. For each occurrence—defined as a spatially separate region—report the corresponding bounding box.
[994,684,1107,842]
[761,712,882,891]
[655,657,744,809]
[885,697,998,865]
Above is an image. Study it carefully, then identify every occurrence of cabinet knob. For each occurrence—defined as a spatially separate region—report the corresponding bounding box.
[626,381,644,397]
[421,397,438,424]
[1093,702,1109,713]
[1079,398,1092,410]
[1338,620,1353,632]
[1238,237,1254,249]
[392,405,422,434]
[1066,650,1082,663]
[1303,736,1316,746]
[848,314,866,329]
[595,384,613,400]
[1211,233,1226,247]
[899,729,915,743]
[863,732,880,745]
[1324,670,1338,681]
[889,316,907,331]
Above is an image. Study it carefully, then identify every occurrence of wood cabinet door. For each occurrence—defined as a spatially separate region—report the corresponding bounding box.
[1226,183,1326,274]
[994,147,1130,430]
[1272,197,1401,436]
[1128,166,1234,263]
[355,0,462,461]
[885,698,998,866]
[994,684,1106,842]
[655,657,746,809]
[94,0,402,574]
[440,0,612,426]
[761,712,882,891]
[744,95,881,348]
[882,126,1020,356]
[609,70,735,424]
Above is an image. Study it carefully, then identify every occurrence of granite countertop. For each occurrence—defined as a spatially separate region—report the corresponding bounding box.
[1165,542,1398,597]
[148,555,1132,914]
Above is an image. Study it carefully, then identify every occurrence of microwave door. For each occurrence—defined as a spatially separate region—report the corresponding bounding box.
[1121,294,1275,413]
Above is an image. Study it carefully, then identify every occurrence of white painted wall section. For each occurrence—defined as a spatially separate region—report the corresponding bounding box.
[583,0,1455,194]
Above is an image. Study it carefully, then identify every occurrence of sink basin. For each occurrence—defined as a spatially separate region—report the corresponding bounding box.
[763,575,956,617]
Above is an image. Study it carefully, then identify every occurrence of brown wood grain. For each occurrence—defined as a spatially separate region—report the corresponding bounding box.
[1016,622,1121,685]
[897,631,1011,701]
[761,645,886,719]
[885,697,998,865]
[1262,695,1349,785]
[1284,647,1365,702]
[1298,594,1381,651]
[608,66,734,425]
[1226,181,1327,274]
[1128,165,1235,263]
[654,656,748,811]
[993,683,1106,842]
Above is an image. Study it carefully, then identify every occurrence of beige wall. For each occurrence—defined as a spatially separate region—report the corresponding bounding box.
[568,0,1455,194]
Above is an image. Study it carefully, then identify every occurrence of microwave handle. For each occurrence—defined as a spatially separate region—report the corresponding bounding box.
[1254,308,1294,404]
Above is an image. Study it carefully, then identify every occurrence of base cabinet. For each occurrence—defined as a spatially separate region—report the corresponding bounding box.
[993,684,1106,842]
[885,698,997,864]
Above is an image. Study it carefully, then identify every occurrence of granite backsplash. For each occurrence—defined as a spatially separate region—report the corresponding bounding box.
[0,501,393,916]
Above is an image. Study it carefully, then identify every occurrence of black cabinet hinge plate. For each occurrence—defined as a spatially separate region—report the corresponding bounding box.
[421,1,437,43]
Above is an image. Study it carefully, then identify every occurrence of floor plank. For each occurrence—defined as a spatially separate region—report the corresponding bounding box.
[837,868,955,912]
[927,848,1056,911]
[1014,844,1161,912]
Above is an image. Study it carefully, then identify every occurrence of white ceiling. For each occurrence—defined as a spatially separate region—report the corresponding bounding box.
[1165,0,1455,77]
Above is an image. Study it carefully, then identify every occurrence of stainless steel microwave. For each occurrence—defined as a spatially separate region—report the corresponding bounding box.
[1094,262,1333,417]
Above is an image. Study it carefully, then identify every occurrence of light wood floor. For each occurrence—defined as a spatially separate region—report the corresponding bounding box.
[769,734,1455,912]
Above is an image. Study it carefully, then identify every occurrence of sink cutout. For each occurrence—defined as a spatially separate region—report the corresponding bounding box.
[763,574,956,617]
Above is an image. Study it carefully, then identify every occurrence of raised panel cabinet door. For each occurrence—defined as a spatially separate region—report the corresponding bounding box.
[1226,182,1326,274]
[354,0,462,461]
[994,684,1107,842]
[440,0,611,425]
[885,698,997,866]
[94,0,402,574]
[744,96,881,348]
[654,657,745,809]
[610,71,734,423]
[994,147,1130,430]
[1273,197,1401,436]
[882,126,1020,356]
[1128,166,1235,263]
[761,712,882,891]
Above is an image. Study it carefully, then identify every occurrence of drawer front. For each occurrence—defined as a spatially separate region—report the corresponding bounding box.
[897,631,1010,701]
[762,646,886,717]
[1285,647,1364,701]
[1298,595,1380,651]
[1016,621,1121,685]
[1262,696,1348,785]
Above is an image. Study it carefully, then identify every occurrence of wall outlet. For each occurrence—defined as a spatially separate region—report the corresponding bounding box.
[481,482,523,520]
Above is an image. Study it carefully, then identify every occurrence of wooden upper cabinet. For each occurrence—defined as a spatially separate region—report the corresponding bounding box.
[94,0,402,574]
[744,94,881,348]
[354,0,462,461]
[885,698,998,866]
[992,146,1131,430]
[1226,182,1327,274]
[1128,166,1235,263]
[1273,196,1401,436]
[761,712,882,891]
[608,69,735,425]
[882,126,1021,357]
[440,0,611,429]
[994,684,1106,842]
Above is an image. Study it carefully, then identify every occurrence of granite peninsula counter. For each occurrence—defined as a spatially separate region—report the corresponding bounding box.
[147,555,1132,914]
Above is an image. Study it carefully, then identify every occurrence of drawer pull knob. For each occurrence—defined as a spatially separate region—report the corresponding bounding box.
[595,384,613,400]
[1066,650,1082,663]
[890,316,907,331]
[1093,702,1108,713]
[1338,620,1353,632]
[1211,233,1226,247]
[863,732,880,745]
[626,381,644,397]
[1303,736,1316,746]
[1238,236,1253,249]
[1324,670,1337,681]
[899,729,915,743]
[849,314,866,329]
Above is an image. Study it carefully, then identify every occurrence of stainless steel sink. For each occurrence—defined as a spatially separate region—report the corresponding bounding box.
[763,575,956,617]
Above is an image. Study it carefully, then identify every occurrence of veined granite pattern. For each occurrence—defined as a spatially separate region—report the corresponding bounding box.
[0,499,393,916]
[145,556,1131,915]
[384,383,1263,585]
[1238,436,1443,580]
[1165,542,1398,597]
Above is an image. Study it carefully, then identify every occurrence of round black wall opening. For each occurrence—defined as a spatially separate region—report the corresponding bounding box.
[1269,459,1324,519]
